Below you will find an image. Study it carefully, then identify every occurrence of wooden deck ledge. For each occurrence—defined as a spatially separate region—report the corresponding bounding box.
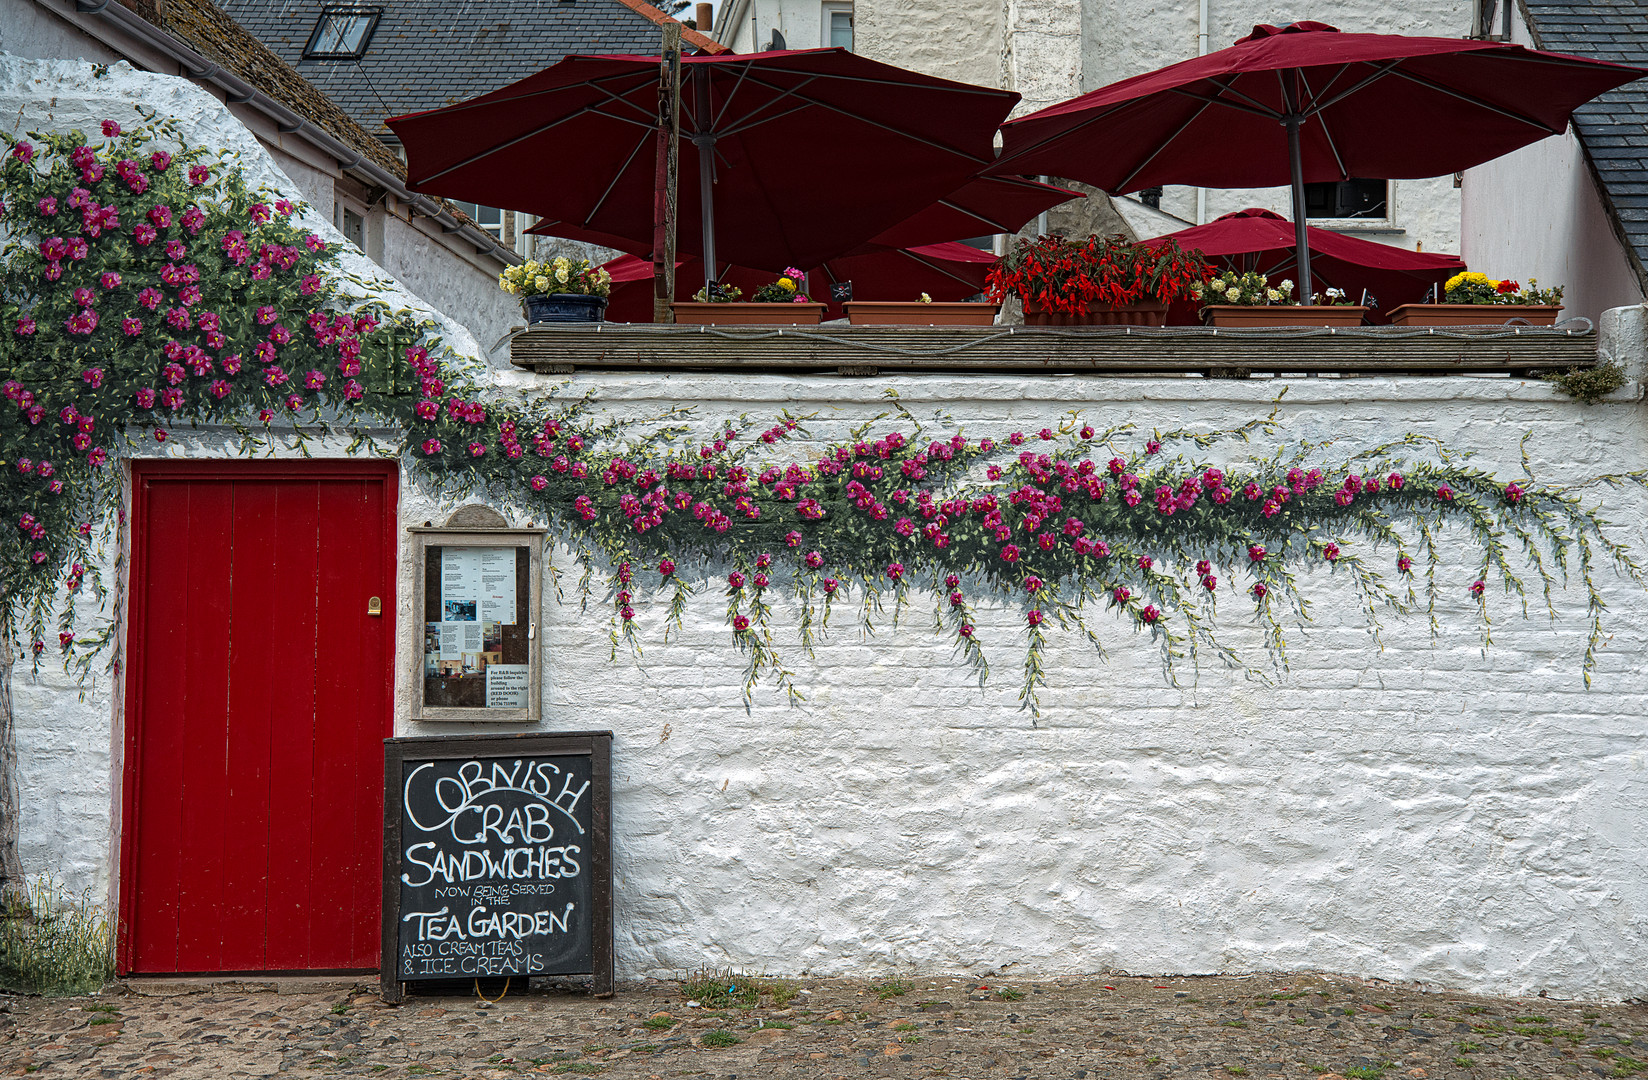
[508,322,1598,378]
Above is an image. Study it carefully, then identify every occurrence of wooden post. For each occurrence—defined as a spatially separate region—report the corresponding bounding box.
[653,22,683,323]
[0,621,22,897]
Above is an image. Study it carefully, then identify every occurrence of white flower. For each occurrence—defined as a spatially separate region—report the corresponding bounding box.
[1225,287,1241,302]
[1327,288,1345,300]
[1266,288,1281,302]
[555,268,569,284]
[534,275,550,292]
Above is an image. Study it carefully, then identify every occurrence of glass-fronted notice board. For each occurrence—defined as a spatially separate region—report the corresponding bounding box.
[408,521,544,722]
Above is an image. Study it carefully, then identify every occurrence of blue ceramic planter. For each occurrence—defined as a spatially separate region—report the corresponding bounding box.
[525,293,607,324]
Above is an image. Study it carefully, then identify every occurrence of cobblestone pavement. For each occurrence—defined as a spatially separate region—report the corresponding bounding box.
[3,972,1645,1079]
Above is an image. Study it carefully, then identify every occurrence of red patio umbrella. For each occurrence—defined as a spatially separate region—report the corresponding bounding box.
[1141,208,1464,322]
[387,49,1019,282]
[989,21,1646,299]
[597,242,997,322]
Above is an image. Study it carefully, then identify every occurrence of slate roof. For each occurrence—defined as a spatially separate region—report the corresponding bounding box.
[1522,0,1648,287]
[221,0,724,140]
[116,0,404,175]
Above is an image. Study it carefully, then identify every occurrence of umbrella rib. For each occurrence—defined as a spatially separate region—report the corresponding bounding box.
[408,67,654,121]
[706,61,756,133]
[725,71,999,163]
[901,249,989,289]
[1385,67,1563,132]
[1302,60,1403,117]
[1296,68,1350,181]
[931,198,1017,232]
[994,103,1129,167]
[579,126,655,229]
[1114,98,1216,193]
[413,90,657,187]
[1170,75,1283,119]
[710,74,824,137]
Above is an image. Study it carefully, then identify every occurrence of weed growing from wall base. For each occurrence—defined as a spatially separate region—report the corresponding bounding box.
[0,875,114,995]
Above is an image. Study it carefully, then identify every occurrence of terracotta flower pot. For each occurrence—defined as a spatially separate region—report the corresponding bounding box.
[1022,300,1169,327]
[1203,304,1368,327]
[845,302,999,326]
[1385,303,1563,326]
[671,302,826,325]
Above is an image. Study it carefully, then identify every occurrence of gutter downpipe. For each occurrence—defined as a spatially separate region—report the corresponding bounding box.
[1195,0,1209,224]
[62,0,516,263]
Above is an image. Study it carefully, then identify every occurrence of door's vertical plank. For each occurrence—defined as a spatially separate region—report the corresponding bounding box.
[310,479,368,967]
[218,481,279,971]
[128,480,193,973]
[264,481,322,970]
[354,475,393,965]
[172,480,235,972]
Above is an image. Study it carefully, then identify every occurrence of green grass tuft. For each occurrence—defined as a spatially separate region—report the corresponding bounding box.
[701,1029,742,1048]
[0,876,115,996]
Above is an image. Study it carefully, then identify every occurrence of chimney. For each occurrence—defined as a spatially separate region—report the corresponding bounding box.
[696,2,713,33]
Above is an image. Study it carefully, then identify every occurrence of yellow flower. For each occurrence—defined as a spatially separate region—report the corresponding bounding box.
[919,292,932,303]
[778,276,796,291]
[1445,271,1490,292]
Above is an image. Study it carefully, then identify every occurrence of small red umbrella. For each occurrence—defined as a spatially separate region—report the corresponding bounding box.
[388,49,1018,281]
[597,242,997,322]
[990,21,1646,298]
[1141,208,1464,322]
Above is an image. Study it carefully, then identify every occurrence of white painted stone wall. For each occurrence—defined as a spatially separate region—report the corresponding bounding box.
[31,364,1647,1000]
[10,51,1648,1002]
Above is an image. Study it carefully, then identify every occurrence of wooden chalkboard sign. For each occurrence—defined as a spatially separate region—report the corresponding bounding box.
[381,732,613,1002]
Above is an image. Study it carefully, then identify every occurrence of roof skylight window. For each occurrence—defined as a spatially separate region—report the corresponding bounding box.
[303,6,382,59]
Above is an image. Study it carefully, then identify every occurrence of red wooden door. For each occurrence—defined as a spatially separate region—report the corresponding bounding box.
[119,461,397,974]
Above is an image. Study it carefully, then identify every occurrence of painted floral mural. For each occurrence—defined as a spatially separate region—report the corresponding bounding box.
[2,117,1645,715]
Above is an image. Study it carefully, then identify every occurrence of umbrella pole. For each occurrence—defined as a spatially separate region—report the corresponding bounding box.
[694,70,718,291]
[1284,112,1315,303]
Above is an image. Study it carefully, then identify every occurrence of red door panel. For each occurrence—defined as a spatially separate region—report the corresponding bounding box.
[120,462,397,975]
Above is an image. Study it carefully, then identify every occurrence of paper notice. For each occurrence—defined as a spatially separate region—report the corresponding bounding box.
[439,621,482,660]
[479,549,517,625]
[485,664,529,708]
[441,548,482,622]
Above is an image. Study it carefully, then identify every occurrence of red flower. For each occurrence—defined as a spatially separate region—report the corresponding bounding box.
[733,615,750,632]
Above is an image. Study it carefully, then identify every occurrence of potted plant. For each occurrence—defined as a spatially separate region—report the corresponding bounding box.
[1198,272,1369,327]
[501,256,612,324]
[845,291,1000,326]
[1386,273,1564,326]
[673,268,828,325]
[987,234,1211,326]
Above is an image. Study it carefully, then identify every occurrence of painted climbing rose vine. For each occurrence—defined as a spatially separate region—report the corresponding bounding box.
[2,117,1644,712]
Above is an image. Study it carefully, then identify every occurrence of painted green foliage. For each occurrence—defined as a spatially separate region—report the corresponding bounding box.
[2,118,1645,712]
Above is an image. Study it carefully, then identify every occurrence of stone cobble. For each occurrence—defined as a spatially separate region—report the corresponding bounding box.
[2,973,1645,1079]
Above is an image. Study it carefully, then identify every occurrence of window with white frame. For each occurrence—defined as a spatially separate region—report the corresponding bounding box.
[448,200,505,239]
[303,6,381,60]
[823,2,853,51]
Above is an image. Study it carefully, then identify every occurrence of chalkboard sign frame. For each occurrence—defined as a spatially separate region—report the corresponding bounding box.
[407,525,547,723]
[380,731,613,1003]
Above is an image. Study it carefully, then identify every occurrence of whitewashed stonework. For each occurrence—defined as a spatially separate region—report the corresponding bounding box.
[9,53,1648,1002]
[23,359,1648,1000]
